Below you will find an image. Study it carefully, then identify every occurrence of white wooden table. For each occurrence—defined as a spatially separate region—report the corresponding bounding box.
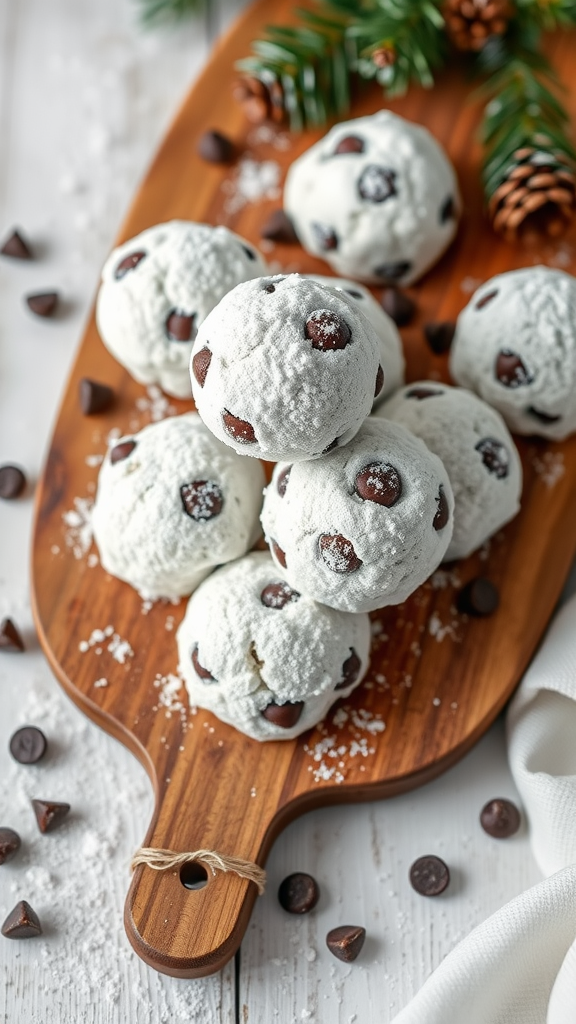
[0,1,566,1020]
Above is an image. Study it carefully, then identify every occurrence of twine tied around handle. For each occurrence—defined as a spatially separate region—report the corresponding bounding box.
[131,847,267,895]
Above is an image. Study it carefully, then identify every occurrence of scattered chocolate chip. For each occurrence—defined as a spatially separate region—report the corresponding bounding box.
[0,618,25,652]
[263,283,276,293]
[322,437,339,454]
[409,855,450,896]
[495,350,533,388]
[222,409,257,444]
[406,386,442,400]
[326,925,366,962]
[374,365,384,397]
[79,378,114,415]
[197,129,235,164]
[475,437,509,479]
[475,289,498,310]
[114,250,146,279]
[32,799,70,834]
[276,465,292,497]
[334,135,364,155]
[312,223,338,251]
[192,347,212,387]
[1,901,42,939]
[358,165,396,203]
[166,309,196,342]
[25,291,58,318]
[0,828,21,865]
[355,462,401,507]
[457,578,500,617]
[0,464,26,500]
[261,700,304,728]
[110,440,136,464]
[191,645,216,682]
[270,539,287,568]
[181,480,223,521]
[9,726,47,765]
[345,289,364,299]
[380,287,415,326]
[1,229,32,260]
[440,195,455,223]
[335,648,361,690]
[305,310,351,352]
[374,261,412,282]
[423,321,455,355]
[528,406,562,425]
[260,209,298,243]
[278,872,320,914]
[319,533,363,573]
[260,582,300,609]
[242,245,257,261]
[480,798,521,838]
[433,487,449,531]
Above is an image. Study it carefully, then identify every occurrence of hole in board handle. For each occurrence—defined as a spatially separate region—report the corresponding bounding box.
[180,861,209,890]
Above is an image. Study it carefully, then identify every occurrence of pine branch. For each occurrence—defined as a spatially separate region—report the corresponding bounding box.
[137,0,207,25]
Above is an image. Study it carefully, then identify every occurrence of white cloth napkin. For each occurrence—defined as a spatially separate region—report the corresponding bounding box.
[392,592,576,1024]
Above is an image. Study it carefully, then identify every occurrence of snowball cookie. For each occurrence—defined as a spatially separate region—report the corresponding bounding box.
[91,413,265,601]
[190,273,382,462]
[176,552,371,741]
[376,383,522,561]
[261,417,454,613]
[450,266,576,441]
[284,110,460,286]
[307,274,405,404]
[96,221,267,398]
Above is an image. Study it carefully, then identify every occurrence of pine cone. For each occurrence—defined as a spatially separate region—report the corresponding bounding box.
[444,0,511,51]
[488,146,576,243]
[233,76,286,125]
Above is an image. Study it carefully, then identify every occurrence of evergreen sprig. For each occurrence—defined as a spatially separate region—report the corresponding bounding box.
[137,0,206,25]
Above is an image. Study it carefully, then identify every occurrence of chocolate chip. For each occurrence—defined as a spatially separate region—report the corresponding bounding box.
[326,925,366,962]
[166,309,196,342]
[25,291,59,317]
[0,465,26,500]
[276,465,292,497]
[222,409,257,444]
[192,347,212,387]
[114,250,146,279]
[528,406,562,425]
[197,129,235,164]
[475,289,498,310]
[440,195,455,223]
[32,799,70,834]
[409,855,450,896]
[305,310,351,351]
[334,135,365,155]
[79,378,114,415]
[319,533,363,573]
[0,618,25,652]
[9,727,47,765]
[457,577,500,617]
[335,648,362,690]
[495,350,533,388]
[374,261,412,282]
[263,283,276,293]
[270,539,287,568]
[480,798,521,838]
[312,223,338,251]
[345,289,364,299]
[181,480,223,521]
[355,462,401,507]
[1,229,32,260]
[358,165,396,203]
[1,901,42,939]
[242,245,257,261]
[260,210,298,243]
[110,440,136,464]
[406,386,442,400]
[433,486,449,531]
[191,644,216,682]
[423,321,455,355]
[278,873,320,913]
[0,828,21,865]
[475,437,509,479]
[261,582,300,609]
[380,287,415,326]
[261,700,304,728]
[374,364,384,397]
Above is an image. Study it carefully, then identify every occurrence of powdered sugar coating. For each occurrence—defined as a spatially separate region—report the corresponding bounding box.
[307,274,405,404]
[190,274,381,461]
[96,221,267,398]
[261,418,454,612]
[450,266,576,441]
[92,413,265,600]
[177,552,371,740]
[284,110,460,286]
[377,382,522,560]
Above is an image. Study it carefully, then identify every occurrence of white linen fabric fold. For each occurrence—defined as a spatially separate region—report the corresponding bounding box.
[392,592,576,1024]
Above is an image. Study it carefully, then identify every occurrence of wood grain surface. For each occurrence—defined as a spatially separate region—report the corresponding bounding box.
[30,0,576,979]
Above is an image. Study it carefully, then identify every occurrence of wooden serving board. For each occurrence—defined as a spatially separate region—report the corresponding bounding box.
[31,0,576,978]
